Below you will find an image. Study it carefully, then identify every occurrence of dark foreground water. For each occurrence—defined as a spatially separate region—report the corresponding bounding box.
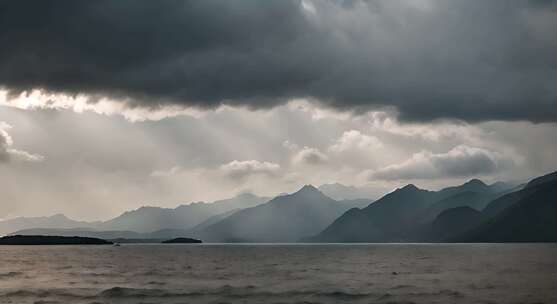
[1,244,556,304]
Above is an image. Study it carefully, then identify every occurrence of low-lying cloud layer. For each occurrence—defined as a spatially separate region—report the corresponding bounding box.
[1,0,556,122]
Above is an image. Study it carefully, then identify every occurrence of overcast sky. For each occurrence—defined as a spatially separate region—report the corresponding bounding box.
[0,0,556,220]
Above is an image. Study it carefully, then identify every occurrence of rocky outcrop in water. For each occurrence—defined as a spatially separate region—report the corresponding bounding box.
[162,237,202,244]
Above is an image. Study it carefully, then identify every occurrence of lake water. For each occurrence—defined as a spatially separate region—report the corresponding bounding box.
[0,244,556,304]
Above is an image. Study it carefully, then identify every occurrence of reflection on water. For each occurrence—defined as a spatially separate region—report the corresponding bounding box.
[1,244,556,303]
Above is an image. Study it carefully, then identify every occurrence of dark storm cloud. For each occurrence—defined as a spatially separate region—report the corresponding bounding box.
[0,0,556,122]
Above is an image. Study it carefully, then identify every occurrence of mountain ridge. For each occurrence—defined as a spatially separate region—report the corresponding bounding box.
[196,185,358,242]
[453,179,557,242]
[2,172,555,243]
[0,193,268,236]
[308,177,518,242]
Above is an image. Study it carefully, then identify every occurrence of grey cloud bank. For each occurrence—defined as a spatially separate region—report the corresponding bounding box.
[0,122,43,163]
[370,145,515,181]
[1,0,556,122]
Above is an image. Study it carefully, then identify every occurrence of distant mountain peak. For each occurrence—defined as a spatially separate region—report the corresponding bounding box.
[199,184,347,242]
[400,184,419,191]
[50,213,70,220]
[298,184,320,193]
[464,178,487,187]
[284,184,330,200]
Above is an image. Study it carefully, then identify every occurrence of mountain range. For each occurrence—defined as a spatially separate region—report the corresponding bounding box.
[0,214,101,236]
[307,179,505,242]
[101,193,267,232]
[317,183,382,201]
[2,172,556,243]
[453,178,557,242]
[0,193,268,236]
[5,186,374,243]
[195,185,371,242]
[309,172,556,243]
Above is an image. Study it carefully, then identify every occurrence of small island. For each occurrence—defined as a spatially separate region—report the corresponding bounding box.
[162,237,202,244]
[0,235,113,245]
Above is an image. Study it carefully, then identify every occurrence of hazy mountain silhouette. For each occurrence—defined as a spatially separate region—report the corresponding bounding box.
[303,208,383,242]
[436,179,489,198]
[0,193,268,236]
[100,193,267,232]
[482,188,531,219]
[421,192,485,222]
[429,207,484,241]
[490,181,522,193]
[454,179,557,242]
[339,198,375,209]
[3,172,554,244]
[308,184,437,242]
[429,171,557,242]
[187,209,241,232]
[309,179,512,242]
[419,179,507,222]
[318,183,381,201]
[358,184,436,237]
[13,199,373,243]
[0,214,99,236]
[197,185,354,242]
[482,172,557,218]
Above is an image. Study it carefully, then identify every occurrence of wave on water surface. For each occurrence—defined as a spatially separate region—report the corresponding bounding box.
[0,244,556,304]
